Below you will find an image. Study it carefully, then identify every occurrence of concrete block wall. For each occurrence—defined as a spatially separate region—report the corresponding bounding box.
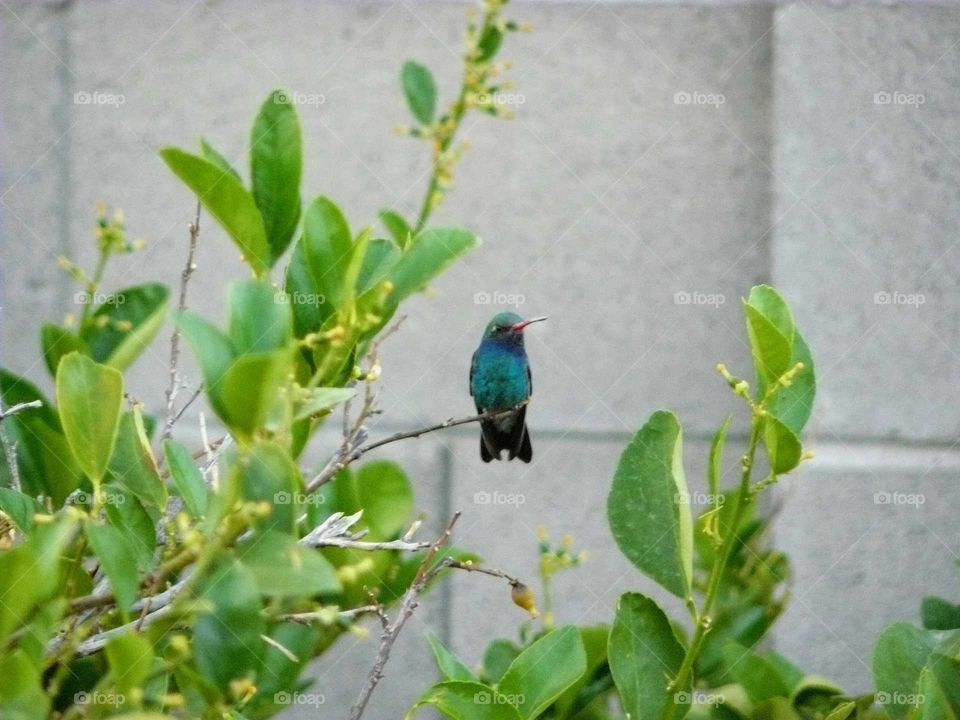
[3,1,959,717]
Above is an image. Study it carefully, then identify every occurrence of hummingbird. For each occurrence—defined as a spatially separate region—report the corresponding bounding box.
[469,312,547,463]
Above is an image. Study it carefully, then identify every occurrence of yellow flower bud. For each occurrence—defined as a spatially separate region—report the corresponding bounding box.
[510,581,538,617]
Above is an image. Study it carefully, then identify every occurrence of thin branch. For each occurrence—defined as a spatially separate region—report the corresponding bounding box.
[280,605,379,625]
[162,200,201,440]
[0,399,40,492]
[0,399,43,421]
[300,511,431,552]
[306,404,525,493]
[348,512,461,720]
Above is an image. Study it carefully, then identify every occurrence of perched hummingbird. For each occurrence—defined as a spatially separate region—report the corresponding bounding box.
[469,312,547,463]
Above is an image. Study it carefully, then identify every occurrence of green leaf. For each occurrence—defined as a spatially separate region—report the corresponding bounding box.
[56,352,123,483]
[200,137,241,181]
[554,625,611,717]
[84,283,170,370]
[477,26,504,62]
[228,279,291,354]
[763,416,802,475]
[174,310,235,420]
[748,285,795,341]
[107,409,167,509]
[358,237,402,293]
[916,667,959,720]
[0,488,42,534]
[482,639,521,684]
[609,593,689,720]
[722,643,794,703]
[160,147,270,276]
[0,648,49,720]
[333,460,413,540]
[0,546,42,645]
[766,330,816,435]
[238,440,300,534]
[387,227,480,302]
[40,324,84,377]
[607,410,693,598]
[499,625,587,719]
[294,387,356,421]
[104,486,157,573]
[219,350,291,440]
[238,530,340,596]
[300,196,354,312]
[401,61,437,125]
[407,680,523,720]
[251,90,303,264]
[285,240,332,336]
[379,210,412,249]
[708,414,732,499]
[254,621,320,699]
[873,622,938,719]
[193,557,264,692]
[745,305,792,384]
[85,519,140,613]
[825,701,857,720]
[0,370,82,504]
[922,598,960,631]
[427,631,478,682]
[163,440,208,518]
[106,632,153,693]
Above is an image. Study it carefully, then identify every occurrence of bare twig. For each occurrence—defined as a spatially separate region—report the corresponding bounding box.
[348,512,461,720]
[162,200,201,440]
[300,511,431,553]
[0,398,42,492]
[0,399,43,421]
[280,605,379,625]
[306,404,524,493]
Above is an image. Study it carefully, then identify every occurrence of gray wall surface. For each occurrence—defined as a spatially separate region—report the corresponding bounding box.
[3,0,959,717]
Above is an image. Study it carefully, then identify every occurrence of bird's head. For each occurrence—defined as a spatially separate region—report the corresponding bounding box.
[482,312,547,344]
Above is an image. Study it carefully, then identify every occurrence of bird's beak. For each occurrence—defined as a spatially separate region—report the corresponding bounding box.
[511,316,548,332]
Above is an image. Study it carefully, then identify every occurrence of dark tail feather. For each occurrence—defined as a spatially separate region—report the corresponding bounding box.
[478,407,532,463]
[515,424,532,463]
[480,430,495,462]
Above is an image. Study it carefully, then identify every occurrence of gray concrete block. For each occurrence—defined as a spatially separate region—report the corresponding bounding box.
[771,445,960,693]
[771,1,960,443]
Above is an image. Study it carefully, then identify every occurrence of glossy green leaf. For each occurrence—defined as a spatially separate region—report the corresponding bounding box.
[285,240,332,336]
[379,210,412,249]
[477,26,504,62]
[609,593,688,720]
[358,237,402,293]
[401,61,437,125]
[722,643,794,703]
[84,283,170,370]
[922,598,960,631]
[745,304,792,384]
[219,350,291,440]
[228,279,291,354]
[174,310,235,420]
[300,196,354,311]
[0,648,49,720]
[200,137,241,181]
[160,147,270,276]
[499,625,587,719]
[407,680,523,720]
[915,667,959,720]
[708,414,732,499]
[387,227,479,302]
[238,530,340,596]
[0,545,42,645]
[427,631,479,682]
[107,410,167,509]
[332,460,413,540]
[40,324,84,377]
[85,520,140,613]
[104,486,157,573]
[608,410,693,598]
[254,622,321,700]
[106,632,153,693]
[0,488,42,534]
[193,557,264,692]
[163,439,208,518]
[56,352,123,483]
[482,639,521,684]
[873,622,938,719]
[554,625,610,717]
[763,416,802,475]
[294,387,355,421]
[251,89,303,264]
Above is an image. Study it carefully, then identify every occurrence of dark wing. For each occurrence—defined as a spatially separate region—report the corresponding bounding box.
[469,350,477,397]
[527,362,532,396]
